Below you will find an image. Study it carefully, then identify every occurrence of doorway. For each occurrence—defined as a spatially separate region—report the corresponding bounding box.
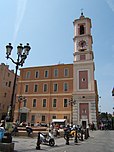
[82,121,86,129]
[20,113,27,123]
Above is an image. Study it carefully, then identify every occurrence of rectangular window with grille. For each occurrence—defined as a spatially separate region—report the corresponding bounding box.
[31,115,35,123]
[25,84,29,92]
[64,83,68,92]
[26,71,30,79]
[52,115,56,119]
[42,99,46,107]
[42,115,45,122]
[34,84,38,92]
[64,68,69,77]
[23,99,27,107]
[64,99,68,107]
[33,99,37,107]
[54,69,58,77]
[43,84,48,92]
[53,83,58,92]
[53,99,57,108]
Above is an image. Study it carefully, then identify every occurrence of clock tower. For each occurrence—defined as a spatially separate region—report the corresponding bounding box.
[73,12,98,128]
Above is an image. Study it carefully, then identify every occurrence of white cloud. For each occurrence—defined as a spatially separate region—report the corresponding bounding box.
[13,0,28,44]
[106,0,114,12]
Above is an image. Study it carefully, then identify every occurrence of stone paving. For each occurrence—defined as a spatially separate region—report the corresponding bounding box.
[13,131,94,152]
[3,130,114,152]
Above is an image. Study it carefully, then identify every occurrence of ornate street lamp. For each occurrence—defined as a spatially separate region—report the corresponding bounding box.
[69,97,76,125]
[6,43,31,122]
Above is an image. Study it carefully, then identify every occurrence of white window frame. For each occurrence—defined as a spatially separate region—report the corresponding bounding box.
[64,68,69,77]
[64,82,68,92]
[54,69,58,77]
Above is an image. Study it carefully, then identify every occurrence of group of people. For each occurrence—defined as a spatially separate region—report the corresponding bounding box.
[0,120,33,137]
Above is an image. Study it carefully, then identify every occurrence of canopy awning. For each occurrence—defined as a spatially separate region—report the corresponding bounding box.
[52,119,66,123]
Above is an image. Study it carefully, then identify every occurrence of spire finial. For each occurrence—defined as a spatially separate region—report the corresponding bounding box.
[81,8,84,16]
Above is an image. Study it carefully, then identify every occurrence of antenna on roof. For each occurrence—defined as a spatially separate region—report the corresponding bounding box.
[81,8,84,16]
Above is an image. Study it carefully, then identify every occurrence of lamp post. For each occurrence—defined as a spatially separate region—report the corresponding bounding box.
[112,87,114,96]
[99,96,101,113]
[6,43,31,122]
[69,97,76,125]
[18,95,26,123]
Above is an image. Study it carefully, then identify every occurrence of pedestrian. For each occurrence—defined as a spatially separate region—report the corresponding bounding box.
[11,123,18,136]
[26,125,33,136]
[91,122,95,131]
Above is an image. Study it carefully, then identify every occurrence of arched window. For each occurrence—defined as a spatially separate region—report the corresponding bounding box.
[80,25,85,35]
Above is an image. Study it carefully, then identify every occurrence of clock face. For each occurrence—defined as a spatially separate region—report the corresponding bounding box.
[78,40,86,48]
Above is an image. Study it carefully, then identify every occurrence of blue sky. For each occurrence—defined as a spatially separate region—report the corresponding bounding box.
[0,0,114,114]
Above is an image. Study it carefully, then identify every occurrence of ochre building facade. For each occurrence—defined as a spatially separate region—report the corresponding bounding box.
[14,64,73,125]
[0,63,16,120]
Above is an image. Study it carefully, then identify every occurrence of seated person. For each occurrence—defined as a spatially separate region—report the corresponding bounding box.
[26,125,33,136]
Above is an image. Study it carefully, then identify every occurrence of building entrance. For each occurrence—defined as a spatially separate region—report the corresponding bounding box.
[82,121,86,129]
[20,113,27,123]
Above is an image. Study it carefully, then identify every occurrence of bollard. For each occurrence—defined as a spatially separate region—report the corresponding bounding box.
[74,129,78,143]
[87,128,89,138]
[66,132,69,145]
[85,129,87,139]
[81,129,83,141]
[36,132,41,150]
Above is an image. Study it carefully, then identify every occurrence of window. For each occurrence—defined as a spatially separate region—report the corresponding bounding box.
[23,99,27,107]
[80,25,85,35]
[64,99,68,107]
[25,84,29,92]
[42,115,45,122]
[35,71,39,78]
[43,84,48,92]
[53,83,58,92]
[44,70,48,78]
[42,99,46,107]
[33,99,37,107]
[54,69,58,77]
[4,93,7,97]
[31,115,35,122]
[64,116,67,119]
[8,81,11,87]
[26,71,30,79]
[8,73,10,77]
[52,115,56,119]
[64,83,68,92]
[53,99,57,108]
[64,68,69,77]
[34,84,38,92]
